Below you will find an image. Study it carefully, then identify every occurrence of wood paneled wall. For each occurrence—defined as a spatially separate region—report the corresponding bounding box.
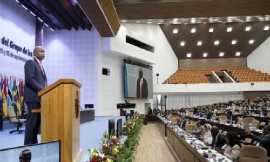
[243,91,270,99]
[179,58,247,68]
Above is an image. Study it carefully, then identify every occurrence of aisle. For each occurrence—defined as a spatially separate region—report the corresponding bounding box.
[133,123,180,162]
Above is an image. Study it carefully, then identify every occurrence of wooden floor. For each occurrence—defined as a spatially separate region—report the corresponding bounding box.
[133,123,180,162]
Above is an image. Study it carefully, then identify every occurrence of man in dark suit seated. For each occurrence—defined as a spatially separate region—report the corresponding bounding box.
[226,110,237,124]
[246,126,270,158]
[210,126,226,150]
[179,117,187,128]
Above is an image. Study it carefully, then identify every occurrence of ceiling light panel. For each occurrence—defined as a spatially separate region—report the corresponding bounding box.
[191,28,196,33]
[249,39,255,44]
[245,26,251,31]
[235,52,241,56]
[203,53,208,57]
[173,28,178,34]
[219,52,224,57]
[209,27,214,32]
[227,27,233,32]
[197,41,202,46]
[187,53,192,58]
[214,40,220,45]
[264,26,270,31]
[180,41,185,46]
[231,40,237,45]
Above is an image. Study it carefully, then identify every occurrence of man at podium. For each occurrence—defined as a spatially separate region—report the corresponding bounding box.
[24,46,47,145]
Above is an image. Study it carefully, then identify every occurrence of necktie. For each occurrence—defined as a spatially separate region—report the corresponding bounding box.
[39,62,45,74]
[39,62,47,87]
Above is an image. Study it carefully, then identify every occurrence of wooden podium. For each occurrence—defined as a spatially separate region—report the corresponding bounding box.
[38,79,83,162]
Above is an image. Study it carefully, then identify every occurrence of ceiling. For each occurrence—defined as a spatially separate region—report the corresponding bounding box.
[113,0,270,59]
[16,0,93,31]
[15,0,270,59]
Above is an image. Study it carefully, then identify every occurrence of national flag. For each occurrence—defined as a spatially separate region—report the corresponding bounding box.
[0,76,3,118]
[2,77,8,117]
[7,77,12,107]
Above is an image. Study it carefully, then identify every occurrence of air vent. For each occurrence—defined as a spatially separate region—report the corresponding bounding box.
[126,36,154,53]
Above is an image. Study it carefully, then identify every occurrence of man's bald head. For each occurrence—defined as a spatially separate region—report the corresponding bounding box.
[33,46,45,61]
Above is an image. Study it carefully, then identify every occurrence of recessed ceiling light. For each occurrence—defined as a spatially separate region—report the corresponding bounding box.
[173,28,178,34]
[191,18,196,24]
[180,41,185,46]
[187,53,192,58]
[214,40,220,45]
[173,18,178,24]
[227,27,233,32]
[147,21,152,24]
[121,19,127,22]
[245,26,251,31]
[249,39,255,44]
[264,26,270,31]
[219,52,225,57]
[197,41,202,46]
[235,51,241,56]
[191,28,196,33]
[136,20,140,23]
[209,28,214,32]
[203,52,208,57]
[231,40,237,45]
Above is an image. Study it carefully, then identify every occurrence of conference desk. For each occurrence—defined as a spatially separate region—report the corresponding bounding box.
[80,109,95,124]
[185,116,262,137]
[156,116,232,162]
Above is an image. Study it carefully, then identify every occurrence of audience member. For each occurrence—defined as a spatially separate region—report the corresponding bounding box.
[246,126,270,157]
[179,117,187,128]
[221,132,241,161]
[193,120,205,138]
[200,124,212,145]
[210,126,226,149]
[226,111,237,124]
[147,107,153,115]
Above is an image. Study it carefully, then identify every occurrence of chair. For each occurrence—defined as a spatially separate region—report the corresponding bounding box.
[7,106,26,134]
[239,145,268,162]
[242,117,254,126]
[251,119,260,128]
[219,115,227,123]
[185,124,196,134]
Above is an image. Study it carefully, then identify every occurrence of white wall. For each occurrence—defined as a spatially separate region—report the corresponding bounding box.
[43,28,100,111]
[247,36,270,74]
[165,93,243,109]
[98,23,179,115]
[121,23,179,86]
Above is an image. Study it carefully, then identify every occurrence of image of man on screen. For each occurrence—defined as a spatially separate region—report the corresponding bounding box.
[136,69,148,98]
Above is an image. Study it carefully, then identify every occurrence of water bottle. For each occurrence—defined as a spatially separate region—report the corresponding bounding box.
[208,147,212,158]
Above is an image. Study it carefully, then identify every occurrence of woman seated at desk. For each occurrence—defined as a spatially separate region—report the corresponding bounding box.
[200,124,212,145]
[221,132,241,162]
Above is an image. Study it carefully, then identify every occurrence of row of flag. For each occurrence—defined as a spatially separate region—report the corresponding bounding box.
[0,75,24,118]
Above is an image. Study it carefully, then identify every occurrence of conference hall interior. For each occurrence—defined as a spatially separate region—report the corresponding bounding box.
[1,0,270,162]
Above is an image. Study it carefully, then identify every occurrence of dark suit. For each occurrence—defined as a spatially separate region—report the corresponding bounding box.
[212,133,226,149]
[179,119,187,128]
[24,58,46,145]
[251,134,270,157]
[136,78,148,98]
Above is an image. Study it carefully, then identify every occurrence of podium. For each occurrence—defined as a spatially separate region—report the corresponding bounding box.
[38,79,82,162]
